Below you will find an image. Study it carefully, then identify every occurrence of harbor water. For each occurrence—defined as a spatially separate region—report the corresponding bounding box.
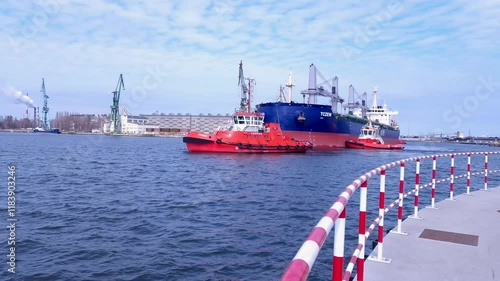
[1,133,499,280]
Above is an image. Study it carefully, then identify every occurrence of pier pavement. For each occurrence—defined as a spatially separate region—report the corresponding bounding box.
[364,187,500,281]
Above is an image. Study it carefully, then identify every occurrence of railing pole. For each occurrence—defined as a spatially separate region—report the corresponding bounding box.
[409,159,422,219]
[333,207,346,281]
[368,170,391,263]
[484,153,488,190]
[391,163,407,235]
[357,180,368,281]
[377,171,385,261]
[430,156,437,208]
[448,155,455,200]
[466,153,471,194]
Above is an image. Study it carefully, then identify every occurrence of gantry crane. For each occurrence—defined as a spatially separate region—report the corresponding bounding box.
[41,78,49,130]
[238,61,255,113]
[110,74,125,133]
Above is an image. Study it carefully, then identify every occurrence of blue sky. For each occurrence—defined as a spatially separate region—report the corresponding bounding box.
[1,0,499,136]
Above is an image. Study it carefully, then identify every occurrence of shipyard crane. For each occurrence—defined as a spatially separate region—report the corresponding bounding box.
[40,78,50,130]
[110,74,125,133]
[238,61,255,113]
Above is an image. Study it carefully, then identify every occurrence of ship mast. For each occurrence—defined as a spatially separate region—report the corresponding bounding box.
[372,86,378,108]
[247,78,255,112]
[285,71,295,102]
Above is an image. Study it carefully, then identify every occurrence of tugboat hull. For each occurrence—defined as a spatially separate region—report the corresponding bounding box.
[345,140,404,150]
[183,123,313,153]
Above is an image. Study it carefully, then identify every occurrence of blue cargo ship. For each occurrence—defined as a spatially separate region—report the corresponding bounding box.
[256,64,400,148]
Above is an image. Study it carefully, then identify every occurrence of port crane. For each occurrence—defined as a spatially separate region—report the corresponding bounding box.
[238,61,255,113]
[40,78,50,130]
[110,74,125,133]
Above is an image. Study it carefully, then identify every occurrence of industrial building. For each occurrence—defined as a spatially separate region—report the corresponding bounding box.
[103,113,232,136]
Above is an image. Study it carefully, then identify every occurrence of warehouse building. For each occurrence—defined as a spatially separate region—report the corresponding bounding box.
[104,113,232,136]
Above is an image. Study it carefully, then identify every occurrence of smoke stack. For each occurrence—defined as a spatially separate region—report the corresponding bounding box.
[34,107,37,127]
[25,93,29,118]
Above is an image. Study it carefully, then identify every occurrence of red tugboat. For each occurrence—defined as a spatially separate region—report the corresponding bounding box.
[183,61,313,153]
[345,121,404,150]
[183,111,313,153]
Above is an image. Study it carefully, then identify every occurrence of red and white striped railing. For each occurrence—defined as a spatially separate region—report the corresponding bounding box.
[280,151,500,281]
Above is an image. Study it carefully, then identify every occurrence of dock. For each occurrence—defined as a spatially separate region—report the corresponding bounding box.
[364,187,500,281]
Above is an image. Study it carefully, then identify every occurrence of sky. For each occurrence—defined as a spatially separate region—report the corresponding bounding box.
[0,0,499,136]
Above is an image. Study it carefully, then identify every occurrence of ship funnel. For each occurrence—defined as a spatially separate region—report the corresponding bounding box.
[308,63,316,90]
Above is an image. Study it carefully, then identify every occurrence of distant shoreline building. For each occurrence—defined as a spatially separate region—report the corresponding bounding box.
[103,113,232,136]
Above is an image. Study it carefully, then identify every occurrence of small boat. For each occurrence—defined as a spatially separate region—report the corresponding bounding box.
[33,127,61,134]
[345,121,404,150]
[183,61,313,153]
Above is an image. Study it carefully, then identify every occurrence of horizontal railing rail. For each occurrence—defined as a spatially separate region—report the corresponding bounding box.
[280,151,500,281]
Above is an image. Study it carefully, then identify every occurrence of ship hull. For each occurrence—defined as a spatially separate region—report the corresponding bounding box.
[345,140,404,150]
[33,129,61,134]
[184,141,308,153]
[183,123,312,153]
[256,102,400,149]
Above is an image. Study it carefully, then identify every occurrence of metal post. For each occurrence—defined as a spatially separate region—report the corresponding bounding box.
[430,156,437,208]
[391,163,407,235]
[368,170,391,263]
[357,180,368,281]
[448,155,455,200]
[466,153,471,194]
[333,207,346,281]
[484,153,488,190]
[409,159,422,219]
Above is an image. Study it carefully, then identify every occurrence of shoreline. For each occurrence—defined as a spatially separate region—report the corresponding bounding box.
[0,130,184,138]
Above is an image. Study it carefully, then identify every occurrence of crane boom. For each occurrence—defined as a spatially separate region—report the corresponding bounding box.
[110,74,125,133]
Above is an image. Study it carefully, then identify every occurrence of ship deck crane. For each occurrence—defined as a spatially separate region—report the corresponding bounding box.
[110,74,125,133]
[300,64,342,112]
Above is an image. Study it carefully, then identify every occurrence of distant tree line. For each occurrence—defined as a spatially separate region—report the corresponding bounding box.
[0,116,32,129]
[52,112,109,132]
[0,112,109,132]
